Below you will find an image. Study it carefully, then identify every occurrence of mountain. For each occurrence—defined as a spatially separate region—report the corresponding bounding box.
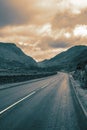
[0,43,87,73]
[38,45,87,71]
[0,42,37,69]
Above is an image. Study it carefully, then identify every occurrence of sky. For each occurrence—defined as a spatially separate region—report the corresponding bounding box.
[0,0,87,61]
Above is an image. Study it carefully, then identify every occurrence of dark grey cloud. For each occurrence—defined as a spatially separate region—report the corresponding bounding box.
[0,0,30,27]
[40,36,70,49]
[49,41,69,48]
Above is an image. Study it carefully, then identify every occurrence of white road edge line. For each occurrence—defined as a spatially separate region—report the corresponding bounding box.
[40,82,49,89]
[0,91,36,115]
[41,78,58,89]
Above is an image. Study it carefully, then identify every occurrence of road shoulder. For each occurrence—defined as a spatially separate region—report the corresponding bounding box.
[69,75,87,129]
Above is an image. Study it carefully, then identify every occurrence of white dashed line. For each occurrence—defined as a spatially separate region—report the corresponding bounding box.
[41,85,47,89]
[0,80,56,115]
[0,91,36,115]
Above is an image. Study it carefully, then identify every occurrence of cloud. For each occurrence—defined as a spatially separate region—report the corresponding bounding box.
[0,0,58,27]
[0,0,87,27]
[39,36,70,49]
[73,25,87,37]
[52,9,87,30]
[0,0,31,27]
[0,0,87,61]
[49,41,69,48]
[57,0,87,14]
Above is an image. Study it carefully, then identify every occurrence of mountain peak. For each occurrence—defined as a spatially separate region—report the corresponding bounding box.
[0,42,37,69]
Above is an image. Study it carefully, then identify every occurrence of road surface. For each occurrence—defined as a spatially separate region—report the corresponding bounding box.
[0,73,81,130]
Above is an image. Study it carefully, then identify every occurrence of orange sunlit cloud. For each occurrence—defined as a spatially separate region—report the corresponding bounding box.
[0,0,87,61]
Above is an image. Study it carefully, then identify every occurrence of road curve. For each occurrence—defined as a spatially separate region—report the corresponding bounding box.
[0,73,80,130]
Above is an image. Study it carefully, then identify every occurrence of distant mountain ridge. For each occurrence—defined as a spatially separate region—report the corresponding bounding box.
[0,43,87,72]
[38,45,87,71]
[0,42,37,69]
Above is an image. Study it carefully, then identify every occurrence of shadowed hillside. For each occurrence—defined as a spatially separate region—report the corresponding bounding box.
[38,45,87,72]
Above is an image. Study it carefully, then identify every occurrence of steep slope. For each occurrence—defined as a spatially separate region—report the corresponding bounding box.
[38,45,87,71]
[0,42,37,69]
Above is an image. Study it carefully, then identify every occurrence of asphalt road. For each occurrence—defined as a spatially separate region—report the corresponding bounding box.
[0,73,81,130]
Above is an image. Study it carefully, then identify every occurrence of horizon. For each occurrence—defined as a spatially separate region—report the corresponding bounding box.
[0,0,87,61]
[13,43,87,62]
[0,42,87,62]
